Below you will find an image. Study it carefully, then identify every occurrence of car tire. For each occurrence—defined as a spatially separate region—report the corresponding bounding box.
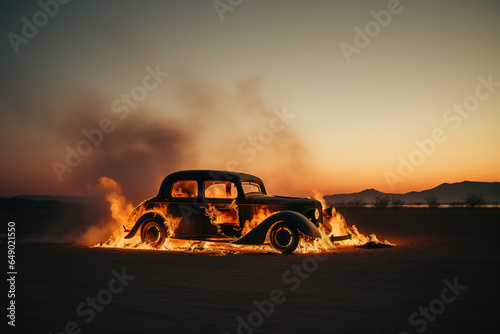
[270,222,300,254]
[140,219,167,249]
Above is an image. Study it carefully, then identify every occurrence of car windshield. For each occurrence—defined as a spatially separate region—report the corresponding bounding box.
[241,182,263,194]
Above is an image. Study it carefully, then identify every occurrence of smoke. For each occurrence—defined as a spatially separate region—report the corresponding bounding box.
[170,76,317,196]
[0,75,321,244]
[2,76,317,203]
[40,86,196,204]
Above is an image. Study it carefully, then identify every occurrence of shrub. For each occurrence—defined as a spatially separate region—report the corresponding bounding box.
[465,193,485,210]
[373,195,390,211]
[391,197,405,210]
[424,194,440,210]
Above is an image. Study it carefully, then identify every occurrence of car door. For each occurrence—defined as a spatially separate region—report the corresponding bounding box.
[166,179,201,237]
[199,180,242,238]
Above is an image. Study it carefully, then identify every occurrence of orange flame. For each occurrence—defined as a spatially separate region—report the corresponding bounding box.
[204,200,240,237]
[92,178,393,253]
[241,206,274,236]
[80,176,134,246]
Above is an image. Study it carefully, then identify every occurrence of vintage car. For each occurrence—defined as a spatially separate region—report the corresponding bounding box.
[124,170,349,253]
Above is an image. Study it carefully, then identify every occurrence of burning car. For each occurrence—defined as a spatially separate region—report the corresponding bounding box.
[124,170,350,253]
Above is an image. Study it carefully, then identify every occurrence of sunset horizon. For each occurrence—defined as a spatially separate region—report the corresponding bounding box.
[2,1,499,205]
[2,175,498,205]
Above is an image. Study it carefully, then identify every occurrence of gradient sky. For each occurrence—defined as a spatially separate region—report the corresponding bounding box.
[1,0,499,203]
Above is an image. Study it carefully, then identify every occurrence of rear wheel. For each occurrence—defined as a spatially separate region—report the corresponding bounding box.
[140,219,167,249]
[270,222,300,254]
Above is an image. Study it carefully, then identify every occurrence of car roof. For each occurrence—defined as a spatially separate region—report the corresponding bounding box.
[168,170,263,182]
[156,170,265,198]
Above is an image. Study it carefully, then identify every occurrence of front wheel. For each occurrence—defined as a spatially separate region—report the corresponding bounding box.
[140,220,167,249]
[270,222,300,254]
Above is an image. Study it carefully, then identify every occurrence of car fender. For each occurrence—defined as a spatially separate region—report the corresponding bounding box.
[124,212,164,239]
[234,211,321,245]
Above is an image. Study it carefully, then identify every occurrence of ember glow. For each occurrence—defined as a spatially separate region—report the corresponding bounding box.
[93,177,394,254]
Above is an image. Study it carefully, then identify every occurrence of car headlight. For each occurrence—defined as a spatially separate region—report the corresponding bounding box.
[314,208,320,221]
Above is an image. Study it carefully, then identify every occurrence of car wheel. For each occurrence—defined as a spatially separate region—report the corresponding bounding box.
[140,219,167,249]
[270,222,300,254]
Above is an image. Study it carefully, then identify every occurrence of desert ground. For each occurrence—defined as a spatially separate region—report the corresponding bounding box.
[4,204,500,334]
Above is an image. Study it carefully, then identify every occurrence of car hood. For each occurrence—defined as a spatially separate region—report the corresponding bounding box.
[246,193,320,208]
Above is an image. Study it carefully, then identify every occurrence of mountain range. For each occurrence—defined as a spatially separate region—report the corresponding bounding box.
[324,181,500,205]
[2,181,499,206]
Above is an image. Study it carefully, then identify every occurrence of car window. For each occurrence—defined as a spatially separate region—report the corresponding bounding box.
[171,180,198,198]
[204,181,238,199]
[241,182,262,194]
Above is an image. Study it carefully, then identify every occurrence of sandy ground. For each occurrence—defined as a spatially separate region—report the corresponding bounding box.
[7,208,500,334]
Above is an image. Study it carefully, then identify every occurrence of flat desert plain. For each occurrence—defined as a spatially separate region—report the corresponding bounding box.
[7,208,500,334]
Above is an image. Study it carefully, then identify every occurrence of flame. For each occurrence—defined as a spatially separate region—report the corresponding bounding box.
[79,176,134,245]
[91,178,394,253]
[204,200,240,237]
[308,190,394,249]
[172,180,197,198]
[204,181,237,198]
[128,201,181,238]
[241,206,274,236]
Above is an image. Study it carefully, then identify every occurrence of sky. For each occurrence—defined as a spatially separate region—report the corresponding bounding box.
[1,0,499,204]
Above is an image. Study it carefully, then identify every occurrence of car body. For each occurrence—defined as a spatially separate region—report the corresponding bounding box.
[125,170,344,253]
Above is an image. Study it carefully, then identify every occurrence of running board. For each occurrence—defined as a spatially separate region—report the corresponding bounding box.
[168,236,235,243]
[330,234,352,242]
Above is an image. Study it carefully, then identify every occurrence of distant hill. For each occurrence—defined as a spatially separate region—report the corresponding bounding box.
[324,181,500,205]
[0,195,109,243]
[0,195,100,203]
[1,181,499,207]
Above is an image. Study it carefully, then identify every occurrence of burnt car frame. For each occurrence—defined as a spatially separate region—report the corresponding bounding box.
[124,170,349,253]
